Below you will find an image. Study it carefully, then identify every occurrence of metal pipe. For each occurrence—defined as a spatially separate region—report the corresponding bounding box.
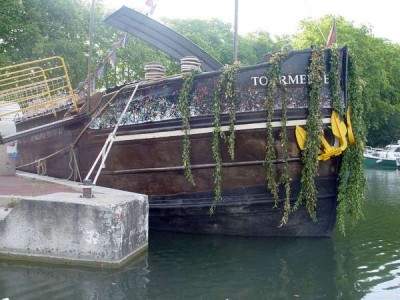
[233,0,239,62]
[87,0,96,99]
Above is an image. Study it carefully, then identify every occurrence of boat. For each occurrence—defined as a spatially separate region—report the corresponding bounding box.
[364,141,400,168]
[0,7,356,237]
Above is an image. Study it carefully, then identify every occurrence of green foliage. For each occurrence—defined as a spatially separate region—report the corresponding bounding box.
[277,60,292,227]
[367,109,400,145]
[210,64,240,214]
[210,75,224,214]
[0,0,90,86]
[1,2,292,92]
[225,63,240,160]
[238,31,291,64]
[263,54,282,203]
[166,18,234,65]
[179,69,200,186]
[328,48,344,117]
[293,47,325,222]
[0,0,24,65]
[94,35,173,89]
[167,19,290,65]
[262,50,292,225]
[336,54,367,235]
[0,0,171,88]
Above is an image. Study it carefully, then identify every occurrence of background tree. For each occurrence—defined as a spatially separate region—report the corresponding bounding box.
[165,18,234,65]
[0,0,91,86]
[0,0,25,65]
[166,19,290,65]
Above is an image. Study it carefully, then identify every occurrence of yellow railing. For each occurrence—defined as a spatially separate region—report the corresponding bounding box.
[0,56,78,121]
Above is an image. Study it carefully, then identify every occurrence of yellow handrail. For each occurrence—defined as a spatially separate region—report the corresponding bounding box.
[0,56,78,120]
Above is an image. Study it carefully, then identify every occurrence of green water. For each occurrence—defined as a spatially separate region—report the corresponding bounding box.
[1,168,400,299]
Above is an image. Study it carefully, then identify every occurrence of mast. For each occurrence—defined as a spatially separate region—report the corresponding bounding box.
[87,0,95,98]
[233,0,238,62]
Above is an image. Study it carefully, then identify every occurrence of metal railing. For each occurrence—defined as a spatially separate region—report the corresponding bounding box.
[0,56,78,121]
[84,83,140,186]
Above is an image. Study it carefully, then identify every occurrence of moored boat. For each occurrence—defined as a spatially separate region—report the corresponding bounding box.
[0,7,364,237]
[8,48,346,237]
[364,141,400,168]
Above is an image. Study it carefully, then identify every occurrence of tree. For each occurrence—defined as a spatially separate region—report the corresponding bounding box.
[0,0,25,65]
[0,0,91,86]
[165,18,234,65]
[165,18,290,66]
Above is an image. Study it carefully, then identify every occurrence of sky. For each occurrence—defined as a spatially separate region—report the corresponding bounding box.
[102,0,400,44]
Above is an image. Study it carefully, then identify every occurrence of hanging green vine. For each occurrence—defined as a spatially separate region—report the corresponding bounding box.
[277,70,291,227]
[264,51,292,224]
[210,64,240,214]
[336,53,366,235]
[328,48,345,116]
[210,74,224,214]
[264,55,281,204]
[226,62,240,160]
[293,47,325,222]
[179,69,200,186]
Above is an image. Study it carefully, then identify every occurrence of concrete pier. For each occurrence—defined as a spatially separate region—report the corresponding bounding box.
[0,172,148,268]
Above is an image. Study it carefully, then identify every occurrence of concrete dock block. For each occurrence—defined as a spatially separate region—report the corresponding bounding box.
[0,192,148,268]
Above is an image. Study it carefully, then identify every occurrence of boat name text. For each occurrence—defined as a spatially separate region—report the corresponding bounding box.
[251,74,329,86]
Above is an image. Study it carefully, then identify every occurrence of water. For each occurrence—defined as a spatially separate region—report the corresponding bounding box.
[1,168,400,299]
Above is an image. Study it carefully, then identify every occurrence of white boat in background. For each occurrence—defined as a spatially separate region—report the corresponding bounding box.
[364,141,400,168]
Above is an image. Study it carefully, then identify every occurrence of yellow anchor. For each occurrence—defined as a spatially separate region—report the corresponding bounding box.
[295,111,348,161]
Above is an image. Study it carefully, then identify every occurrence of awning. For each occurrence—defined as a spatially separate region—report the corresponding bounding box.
[104,6,223,72]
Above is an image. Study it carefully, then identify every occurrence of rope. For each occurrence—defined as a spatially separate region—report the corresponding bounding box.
[67,147,82,182]
[72,148,82,182]
[36,159,47,175]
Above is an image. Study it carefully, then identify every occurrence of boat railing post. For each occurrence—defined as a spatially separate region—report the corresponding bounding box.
[81,179,93,198]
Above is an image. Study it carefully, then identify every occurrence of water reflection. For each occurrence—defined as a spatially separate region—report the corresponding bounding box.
[0,169,399,299]
[334,168,400,299]
[0,256,149,299]
[147,232,338,299]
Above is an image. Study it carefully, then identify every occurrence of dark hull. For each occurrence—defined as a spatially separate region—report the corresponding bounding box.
[15,112,340,237]
[149,178,338,237]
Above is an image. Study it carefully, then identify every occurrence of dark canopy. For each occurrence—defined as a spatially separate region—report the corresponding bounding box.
[104,6,223,71]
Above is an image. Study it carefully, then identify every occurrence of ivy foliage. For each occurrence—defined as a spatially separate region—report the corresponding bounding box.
[329,48,345,117]
[276,60,291,227]
[293,47,325,222]
[263,50,292,226]
[210,63,240,214]
[336,53,366,235]
[179,69,200,186]
[225,63,241,160]
[264,54,281,204]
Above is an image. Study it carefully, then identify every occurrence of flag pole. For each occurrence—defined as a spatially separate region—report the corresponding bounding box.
[233,0,239,62]
[325,17,337,48]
